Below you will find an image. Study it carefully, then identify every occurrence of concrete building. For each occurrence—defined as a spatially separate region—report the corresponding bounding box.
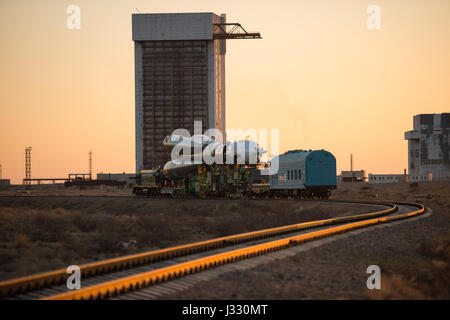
[368,174,406,184]
[133,13,228,172]
[340,170,366,183]
[405,113,450,181]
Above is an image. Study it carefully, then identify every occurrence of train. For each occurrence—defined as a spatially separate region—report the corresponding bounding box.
[268,149,337,199]
[132,149,337,199]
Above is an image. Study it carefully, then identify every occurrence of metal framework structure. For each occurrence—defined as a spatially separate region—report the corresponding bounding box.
[212,23,261,39]
[22,174,92,185]
[23,178,68,184]
[24,147,32,186]
[89,151,93,180]
[69,173,91,181]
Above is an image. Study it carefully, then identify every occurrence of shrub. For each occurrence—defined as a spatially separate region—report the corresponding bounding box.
[14,234,30,251]
[30,213,69,242]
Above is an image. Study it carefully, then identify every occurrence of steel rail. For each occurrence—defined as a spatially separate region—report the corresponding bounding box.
[0,200,396,298]
[41,202,424,300]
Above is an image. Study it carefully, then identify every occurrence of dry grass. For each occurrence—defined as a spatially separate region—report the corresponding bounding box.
[366,237,450,300]
[367,275,427,300]
[0,197,376,281]
[332,180,450,205]
[361,183,450,299]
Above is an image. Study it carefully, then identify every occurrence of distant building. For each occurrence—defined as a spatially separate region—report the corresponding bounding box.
[405,113,450,181]
[0,179,11,190]
[340,170,366,182]
[96,173,136,187]
[368,174,406,184]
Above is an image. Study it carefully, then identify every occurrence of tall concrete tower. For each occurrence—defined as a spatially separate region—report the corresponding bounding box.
[405,113,450,180]
[132,12,260,171]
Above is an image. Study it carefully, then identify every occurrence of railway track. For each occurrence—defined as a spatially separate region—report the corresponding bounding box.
[0,200,425,300]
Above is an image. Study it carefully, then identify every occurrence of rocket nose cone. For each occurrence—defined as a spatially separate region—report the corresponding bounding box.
[258,147,267,155]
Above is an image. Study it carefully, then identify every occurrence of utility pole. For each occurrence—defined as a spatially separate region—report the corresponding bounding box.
[350,153,354,182]
[0,164,2,179]
[25,147,32,187]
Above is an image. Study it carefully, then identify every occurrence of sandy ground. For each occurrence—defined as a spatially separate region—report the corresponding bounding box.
[162,181,450,299]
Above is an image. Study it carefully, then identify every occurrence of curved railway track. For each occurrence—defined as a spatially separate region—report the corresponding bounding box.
[0,200,425,300]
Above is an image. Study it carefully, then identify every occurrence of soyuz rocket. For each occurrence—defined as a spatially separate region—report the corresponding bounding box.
[161,134,267,177]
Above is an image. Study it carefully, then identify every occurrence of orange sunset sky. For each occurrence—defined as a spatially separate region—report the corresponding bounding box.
[0,0,449,184]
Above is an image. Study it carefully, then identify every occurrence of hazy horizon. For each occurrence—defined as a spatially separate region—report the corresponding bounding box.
[1,0,449,184]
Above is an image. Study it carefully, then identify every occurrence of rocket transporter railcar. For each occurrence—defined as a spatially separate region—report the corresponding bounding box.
[133,149,337,199]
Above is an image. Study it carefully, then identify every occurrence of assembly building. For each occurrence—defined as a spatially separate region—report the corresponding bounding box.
[405,113,450,181]
[132,12,260,171]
